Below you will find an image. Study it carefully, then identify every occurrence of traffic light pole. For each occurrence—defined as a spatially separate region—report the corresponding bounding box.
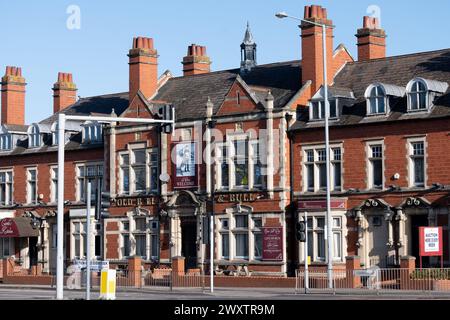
[86,181,91,301]
[304,211,309,293]
[56,113,175,300]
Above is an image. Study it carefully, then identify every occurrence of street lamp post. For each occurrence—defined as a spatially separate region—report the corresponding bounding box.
[276,12,334,289]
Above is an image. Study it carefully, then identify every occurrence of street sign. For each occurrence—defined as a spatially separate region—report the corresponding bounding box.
[73,259,109,272]
[419,227,443,257]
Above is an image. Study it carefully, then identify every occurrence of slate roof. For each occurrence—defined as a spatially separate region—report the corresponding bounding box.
[152,60,302,121]
[291,48,450,131]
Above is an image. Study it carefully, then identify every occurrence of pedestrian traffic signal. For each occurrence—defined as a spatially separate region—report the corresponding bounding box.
[296,221,306,242]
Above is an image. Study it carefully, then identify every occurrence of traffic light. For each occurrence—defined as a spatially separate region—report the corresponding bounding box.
[158,104,175,134]
[95,183,111,220]
[296,221,307,242]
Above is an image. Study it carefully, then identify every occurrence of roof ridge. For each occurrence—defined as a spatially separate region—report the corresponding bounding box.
[348,47,450,65]
[77,91,128,100]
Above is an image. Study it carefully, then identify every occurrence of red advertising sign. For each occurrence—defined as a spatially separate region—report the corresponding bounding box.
[172,142,198,189]
[419,227,443,257]
[0,218,19,238]
[262,227,283,261]
[297,199,347,210]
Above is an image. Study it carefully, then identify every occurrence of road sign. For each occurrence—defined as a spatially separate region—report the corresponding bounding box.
[73,260,109,272]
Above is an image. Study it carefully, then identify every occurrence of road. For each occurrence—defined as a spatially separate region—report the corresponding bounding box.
[0,286,449,300]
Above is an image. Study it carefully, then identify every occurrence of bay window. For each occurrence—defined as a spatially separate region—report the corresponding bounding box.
[306,215,344,263]
[121,216,159,260]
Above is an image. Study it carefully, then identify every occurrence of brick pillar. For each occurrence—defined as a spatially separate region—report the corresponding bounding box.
[172,256,185,288]
[127,256,142,288]
[346,256,361,289]
[400,256,416,290]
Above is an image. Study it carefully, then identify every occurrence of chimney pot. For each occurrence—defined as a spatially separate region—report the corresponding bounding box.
[357,16,386,61]
[182,44,211,76]
[304,6,311,19]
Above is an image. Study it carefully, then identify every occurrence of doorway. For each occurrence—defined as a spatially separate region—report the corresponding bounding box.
[181,217,197,270]
[29,237,38,267]
[410,214,429,267]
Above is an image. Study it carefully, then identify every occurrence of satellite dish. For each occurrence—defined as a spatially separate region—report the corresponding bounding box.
[159,173,170,183]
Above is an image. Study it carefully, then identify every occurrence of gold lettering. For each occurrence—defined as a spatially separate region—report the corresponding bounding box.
[137,198,142,206]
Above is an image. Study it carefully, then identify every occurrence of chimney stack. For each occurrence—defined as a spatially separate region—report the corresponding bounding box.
[53,72,77,113]
[356,16,386,61]
[1,66,26,125]
[301,5,334,94]
[128,37,158,101]
[182,44,211,76]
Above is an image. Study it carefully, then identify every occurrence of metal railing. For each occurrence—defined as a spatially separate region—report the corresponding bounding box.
[295,268,450,294]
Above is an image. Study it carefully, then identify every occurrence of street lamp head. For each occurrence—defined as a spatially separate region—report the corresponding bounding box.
[275,12,289,19]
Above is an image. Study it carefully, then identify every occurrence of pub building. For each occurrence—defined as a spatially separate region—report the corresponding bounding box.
[0,4,449,280]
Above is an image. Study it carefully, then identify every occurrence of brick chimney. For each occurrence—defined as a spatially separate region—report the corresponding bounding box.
[1,66,26,125]
[182,44,211,76]
[301,5,334,94]
[128,37,158,101]
[356,16,386,61]
[53,72,77,113]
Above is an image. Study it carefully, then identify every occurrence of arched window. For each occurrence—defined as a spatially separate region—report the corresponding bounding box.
[28,125,41,148]
[366,85,386,115]
[0,134,11,151]
[407,79,428,111]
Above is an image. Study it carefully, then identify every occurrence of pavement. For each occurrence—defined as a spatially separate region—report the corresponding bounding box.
[0,285,450,300]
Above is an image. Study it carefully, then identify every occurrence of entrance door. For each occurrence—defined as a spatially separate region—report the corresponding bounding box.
[367,215,389,267]
[411,214,429,267]
[181,218,197,270]
[29,237,38,267]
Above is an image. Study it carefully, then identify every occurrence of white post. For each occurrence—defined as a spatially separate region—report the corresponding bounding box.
[86,181,91,300]
[304,211,309,292]
[322,24,333,289]
[56,113,66,300]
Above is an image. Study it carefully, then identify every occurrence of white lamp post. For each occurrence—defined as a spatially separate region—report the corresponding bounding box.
[276,11,334,289]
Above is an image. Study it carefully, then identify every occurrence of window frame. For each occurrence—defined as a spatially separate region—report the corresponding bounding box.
[0,134,12,151]
[365,84,388,116]
[407,79,429,112]
[26,167,38,205]
[75,162,103,203]
[0,169,13,206]
[50,165,58,203]
[120,216,160,261]
[407,137,427,188]
[302,144,343,193]
[28,125,41,148]
[366,141,385,190]
[309,98,339,121]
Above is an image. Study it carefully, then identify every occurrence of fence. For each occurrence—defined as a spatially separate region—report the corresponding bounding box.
[295,268,450,294]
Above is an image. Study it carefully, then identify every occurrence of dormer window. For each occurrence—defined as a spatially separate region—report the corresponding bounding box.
[82,122,103,144]
[365,83,405,116]
[28,125,41,148]
[51,122,59,145]
[366,85,386,115]
[0,134,11,151]
[406,78,448,112]
[310,99,338,121]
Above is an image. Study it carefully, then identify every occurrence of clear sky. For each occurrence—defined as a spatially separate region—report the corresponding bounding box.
[1,0,450,124]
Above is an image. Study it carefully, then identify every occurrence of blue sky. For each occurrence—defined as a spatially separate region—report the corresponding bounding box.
[1,0,450,124]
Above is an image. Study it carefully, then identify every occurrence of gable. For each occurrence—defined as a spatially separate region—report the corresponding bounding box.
[121,91,154,120]
[216,80,262,116]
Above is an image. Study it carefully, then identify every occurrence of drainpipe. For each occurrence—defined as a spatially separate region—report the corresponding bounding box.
[287,128,298,276]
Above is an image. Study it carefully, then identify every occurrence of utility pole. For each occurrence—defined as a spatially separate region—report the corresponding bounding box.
[86,181,91,300]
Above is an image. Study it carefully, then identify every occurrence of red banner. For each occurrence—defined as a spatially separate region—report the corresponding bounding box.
[419,227,443,257]
[262,227,283,261]
[0,218,19,238]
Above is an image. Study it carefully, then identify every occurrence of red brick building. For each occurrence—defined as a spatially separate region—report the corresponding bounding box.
[0,4,448,280]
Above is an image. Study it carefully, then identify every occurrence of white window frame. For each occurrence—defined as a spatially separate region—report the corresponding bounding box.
[407,79,429,112]
[365,84,388,116]
[0,134,12,151]
[407,137,427,188]
[305,213,345,263]
[217,208,263,262]
[309,98,339,121]
[82,122,103,144]
[75,162,103,202]
[28,125,41,148]
[120,216,159,261]
[70,218,101,260]
[118,144,158,195]
[366,141,385,190]
[50,165,58,203]
[0,238,14,258]
[302,144,343,193]
[0,169,13,206]
[26,167,38,205]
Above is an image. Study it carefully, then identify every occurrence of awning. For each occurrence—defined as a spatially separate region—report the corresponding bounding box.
[0,217,40,238]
